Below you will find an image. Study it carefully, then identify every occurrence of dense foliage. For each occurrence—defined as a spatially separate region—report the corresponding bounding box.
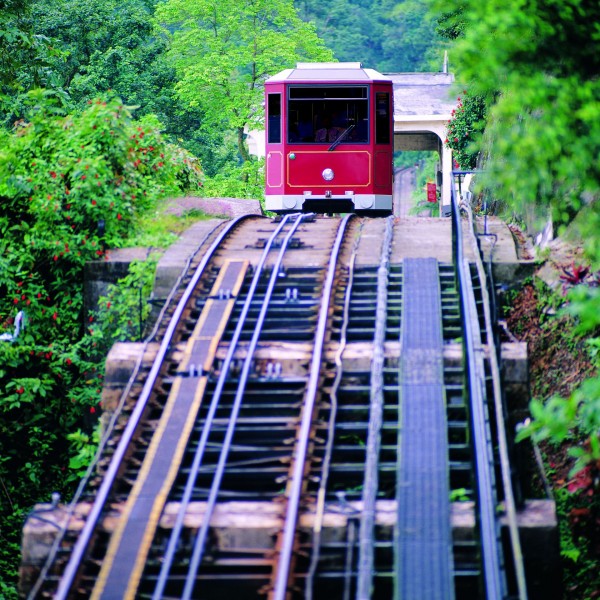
[0,96,201,596]
[444,91,486,170]
[0,0,67,122]
[155,0,334,163]
[296,0,447,72]
[431,0,600,230]
[0,0,344,593]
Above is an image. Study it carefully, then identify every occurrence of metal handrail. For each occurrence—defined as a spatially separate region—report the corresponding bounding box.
[461,199,529,600]
[451,177,507,599]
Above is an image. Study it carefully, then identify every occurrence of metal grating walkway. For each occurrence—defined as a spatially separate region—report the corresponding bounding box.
[396,258,455,600]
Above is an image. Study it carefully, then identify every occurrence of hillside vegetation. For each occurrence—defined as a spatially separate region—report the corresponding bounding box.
[0,0,598,597]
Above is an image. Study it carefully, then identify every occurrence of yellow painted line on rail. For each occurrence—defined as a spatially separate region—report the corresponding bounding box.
[91,259,248,600]
[123,376,208,599]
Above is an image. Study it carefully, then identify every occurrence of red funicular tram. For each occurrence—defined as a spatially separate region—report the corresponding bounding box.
[264,62,394,214]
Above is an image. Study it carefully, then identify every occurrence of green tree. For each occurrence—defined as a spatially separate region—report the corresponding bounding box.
[29,0,231,176]
[31,0,168,112]
[429,0,600,232]
[296,0,446,72]
[155,0,334,162]
[0,0,66,124]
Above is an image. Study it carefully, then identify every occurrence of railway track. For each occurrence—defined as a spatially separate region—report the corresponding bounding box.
[29,206,527,599]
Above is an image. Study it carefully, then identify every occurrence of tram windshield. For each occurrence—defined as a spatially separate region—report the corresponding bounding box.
[287,85,369,144]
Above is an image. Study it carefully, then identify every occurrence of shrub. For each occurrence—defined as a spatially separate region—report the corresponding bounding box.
[444,91,487,170]
[0,94,202,591]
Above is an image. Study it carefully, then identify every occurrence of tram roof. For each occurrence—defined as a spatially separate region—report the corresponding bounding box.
[266,62,392,84]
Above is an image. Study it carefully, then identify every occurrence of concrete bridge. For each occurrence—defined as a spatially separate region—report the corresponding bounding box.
[390,71,457,215]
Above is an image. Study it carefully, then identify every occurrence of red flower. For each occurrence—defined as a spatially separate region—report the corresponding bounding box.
[117,213,122,220]
[66,358,72,366]
[53,255,58,261]
[90,406,96,414]
[91,200,97,206]
[13,297,18,304]
[50,171,57,178]
[52,312,58,320]
[81,175,86,180]
[106,301,111,309]
[16,387,24,395]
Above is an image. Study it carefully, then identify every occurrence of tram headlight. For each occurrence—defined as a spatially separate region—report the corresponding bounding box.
[322,168,334,181]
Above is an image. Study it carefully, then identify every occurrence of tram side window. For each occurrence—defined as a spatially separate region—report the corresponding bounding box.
[268,94,281,144]
[375,92,390,145]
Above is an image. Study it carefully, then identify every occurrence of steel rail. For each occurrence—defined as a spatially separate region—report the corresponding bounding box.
[27,219,233,600]
[180,213,309,599]
[272,213,355,600]
[451,181,506,598]
[50,214,257,600]
[461,201,528,600]
[356,215,394,600]
[305,222,362,600]
[151,213,303,599]
[461,261,505,598]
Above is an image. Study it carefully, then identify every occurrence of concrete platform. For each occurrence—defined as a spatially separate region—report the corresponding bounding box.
[475,216,537,286]
[356,216,527,284]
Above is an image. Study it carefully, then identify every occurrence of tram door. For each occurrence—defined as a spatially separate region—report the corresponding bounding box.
[266,91,284,192]
[373,87,393,193]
